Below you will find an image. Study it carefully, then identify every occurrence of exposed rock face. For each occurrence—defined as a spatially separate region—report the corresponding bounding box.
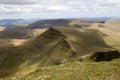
[90,50,120,62]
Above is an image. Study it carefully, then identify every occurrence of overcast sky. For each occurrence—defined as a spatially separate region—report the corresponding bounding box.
[0,0,120,19]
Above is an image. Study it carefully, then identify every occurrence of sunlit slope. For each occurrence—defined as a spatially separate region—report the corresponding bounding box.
[55,27,110,55]
[0,27,76,77]
[0,26,5,31]
[20,27,76,67]
[105,21,120,32]
[0,25,120,78]
[0,26,47,39]
[3,59,120,80]
[88,22,120,50]
[0,27,46,46]
[0,27,110,69]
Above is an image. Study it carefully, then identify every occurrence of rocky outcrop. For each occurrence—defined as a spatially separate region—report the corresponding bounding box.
[90,50,120,62]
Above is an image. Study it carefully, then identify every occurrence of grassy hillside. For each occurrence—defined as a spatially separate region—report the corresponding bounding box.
[0,39,12,47]
[2,59,120,80]
[0,20,120,79]
[0,27,112,78]
[0,26,46,39]
[55,27,110,55]
[88,22,120,50]
[0,26,46,46]
[105,21,120,32]
[0,27,31,39]
[0,27,76,78]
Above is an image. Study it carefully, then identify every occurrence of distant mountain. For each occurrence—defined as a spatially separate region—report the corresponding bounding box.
[0,19,39,26]
[76,17,120,21]
[28,19,72,29]
[0,19,26,26]
[1,18,119,27]
[28,19,95,29]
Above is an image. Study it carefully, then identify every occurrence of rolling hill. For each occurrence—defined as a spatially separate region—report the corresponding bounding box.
[0,19,120,79]
[27,19,96,29]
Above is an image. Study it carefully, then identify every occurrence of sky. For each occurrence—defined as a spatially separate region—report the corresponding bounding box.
[0,0,120,19]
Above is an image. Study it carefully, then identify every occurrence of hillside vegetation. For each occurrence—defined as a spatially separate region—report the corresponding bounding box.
[0,20,120,79]
[2,59,120,80]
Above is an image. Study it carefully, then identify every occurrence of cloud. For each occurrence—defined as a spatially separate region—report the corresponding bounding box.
[67,0,120,13]
[0,0,37,5]
[0,4,69,14]
[96,0,120,13]
[0,0,64,5]
[0,5,32,13]
[97,0,120,8]
[46,5,68,11]
[0,0,69,14]
[0,0,120,17]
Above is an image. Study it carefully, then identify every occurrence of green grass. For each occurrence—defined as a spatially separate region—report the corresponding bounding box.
[2,59,120,80]
[0,27,76,78]
[0,26,119,79]
[55,27,110,55]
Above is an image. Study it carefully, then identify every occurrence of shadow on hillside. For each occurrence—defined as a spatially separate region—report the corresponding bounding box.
[90,50,120,61]
[0,27,76,78]
[0,46,24,78]
[58,27,110,55]
[79,29,110,54]
[0,68,19,78]
[0,28,111,78]
[0,27,31,39]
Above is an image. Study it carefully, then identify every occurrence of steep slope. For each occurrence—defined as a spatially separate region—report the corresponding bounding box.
[0,27,75,77]
[0,26,118,78]
[88,22,120,50]
[3,59,120,80]
[90,50,120,61]
[54,27,110,55]
[21,27,76,67]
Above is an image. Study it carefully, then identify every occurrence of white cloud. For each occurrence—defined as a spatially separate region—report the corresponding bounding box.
[0,0,64,5]
[0,4,69,14]
[46,5,68,11]
[0,0,120,17]
[0,0,38,5]
[0,5,32,13]
[67,0,120,14]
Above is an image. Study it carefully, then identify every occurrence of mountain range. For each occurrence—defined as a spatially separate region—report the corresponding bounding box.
[0,19,39,26]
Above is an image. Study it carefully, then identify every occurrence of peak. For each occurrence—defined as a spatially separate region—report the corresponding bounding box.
[41,27,66,38]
